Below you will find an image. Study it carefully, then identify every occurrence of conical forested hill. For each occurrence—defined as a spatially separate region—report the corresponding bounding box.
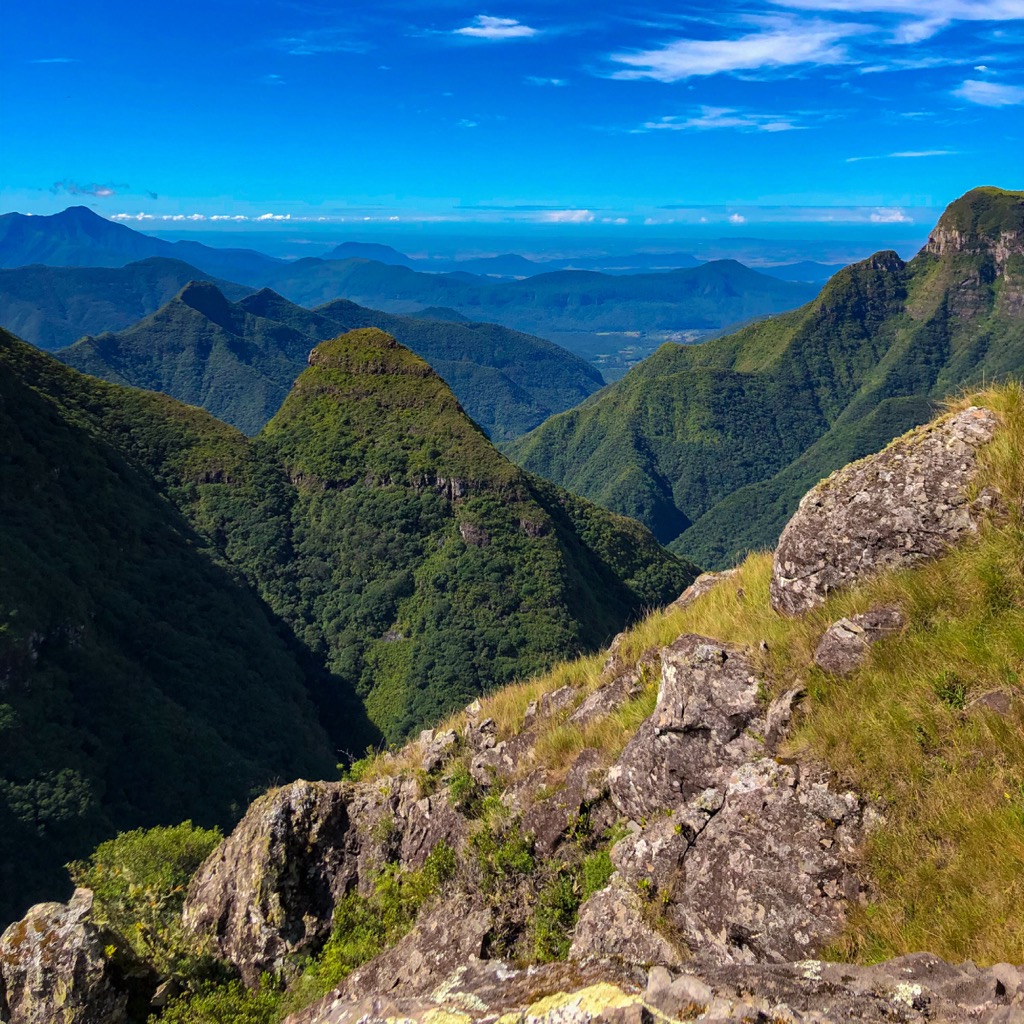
[59,284,604,439]
[0,325,694,921]
[207,327,697,740]
[507,186,1024,567]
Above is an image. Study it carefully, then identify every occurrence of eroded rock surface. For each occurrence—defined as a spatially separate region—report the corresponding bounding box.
[183,780,356,985]
[0,890,128,1024]
[608,635,761,820]
[771,407,999,615]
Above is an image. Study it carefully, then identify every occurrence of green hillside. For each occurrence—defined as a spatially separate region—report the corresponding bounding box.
[508,187,1024,567]
[59,285,604,440]
[0,326,694,921]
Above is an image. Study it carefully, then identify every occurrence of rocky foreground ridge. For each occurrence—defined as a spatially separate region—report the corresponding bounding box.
[2,401,1022,1023]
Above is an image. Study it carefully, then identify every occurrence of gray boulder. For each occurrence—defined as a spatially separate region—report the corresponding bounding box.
[771,406,999,615]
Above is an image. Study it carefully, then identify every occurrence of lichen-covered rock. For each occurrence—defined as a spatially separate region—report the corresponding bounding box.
[284,950,1023,1024]
[570,882,685,969]
[285,959,641,1024]
[0,889,128,1024]
[608,635,761,821]
[182,780,355,985]
[814,604,905,676]
[771,407,999,615]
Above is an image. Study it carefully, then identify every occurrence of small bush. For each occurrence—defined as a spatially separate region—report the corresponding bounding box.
[69,821,222,972]
[151,977,281,1024]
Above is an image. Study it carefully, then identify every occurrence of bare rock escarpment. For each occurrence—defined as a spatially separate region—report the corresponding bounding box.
[182,780,355,986]
[771,406,999,615]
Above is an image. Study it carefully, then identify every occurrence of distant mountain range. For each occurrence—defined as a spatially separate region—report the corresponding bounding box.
[253,257,819,337]
[57,280,604,439]
[0,257,253,350]
[0,322,694,921]
[507,186,1024,567]
[0,206,285,283]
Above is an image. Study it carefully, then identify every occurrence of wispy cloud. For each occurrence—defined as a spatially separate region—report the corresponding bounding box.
[29,57,77,64]
[767,0,1024,44]
[457,118,479,128]
[51,181,127,198]
[953,78,1024,105]
[729,213,747,223]
[276,29,368,55]
[525,76,566,86]
[537,209,595,223]
[637,106,803,133]
[608,15,860,82]
[869,207,912,222]
[846,149,958,162]
[262,73,286,85]
[453,15,538,40]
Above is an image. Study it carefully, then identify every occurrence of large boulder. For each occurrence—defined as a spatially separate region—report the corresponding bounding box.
[771,406,999,615]
[0,889,128,1024]
[608,634,761,821]
[182,780,355,985]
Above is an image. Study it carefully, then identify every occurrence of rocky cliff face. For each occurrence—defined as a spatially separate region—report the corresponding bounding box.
[1,397,1020,1024]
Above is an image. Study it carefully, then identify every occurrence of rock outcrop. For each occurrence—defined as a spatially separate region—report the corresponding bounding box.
[182,780,355,985]
[0,890,129,1024]
[771,407,999,615]
[603,635,866,964]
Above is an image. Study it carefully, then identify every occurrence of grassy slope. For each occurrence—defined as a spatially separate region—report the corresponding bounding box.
[435,383,1024,964]
[0,328,339,925]
[508,188,1024,567]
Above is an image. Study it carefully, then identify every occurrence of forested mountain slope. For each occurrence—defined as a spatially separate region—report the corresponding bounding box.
[508,186,1024,566]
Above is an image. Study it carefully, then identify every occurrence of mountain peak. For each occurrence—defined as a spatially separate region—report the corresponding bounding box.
[176,280,237,328]
[307,328,435,378]
[925,186,1024,266]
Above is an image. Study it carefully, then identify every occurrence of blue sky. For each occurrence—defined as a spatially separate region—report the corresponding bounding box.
[1,0,1021,242]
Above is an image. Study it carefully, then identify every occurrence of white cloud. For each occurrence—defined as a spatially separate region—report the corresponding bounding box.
[766,0,1024,43]
[602,217,629,224]
[454,15,538,40]
[256,212,292,221]
[846,149,957,162]
[609,15,859,82]
[638,105,802,133]
[525,76,567,86]
[869,207,912,223]
[729,213,747,224]
[210,215,250,221]
[537,210,595,223]
[954,78,1024,105]
[111,213,155,221]
[457,118,479,128]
